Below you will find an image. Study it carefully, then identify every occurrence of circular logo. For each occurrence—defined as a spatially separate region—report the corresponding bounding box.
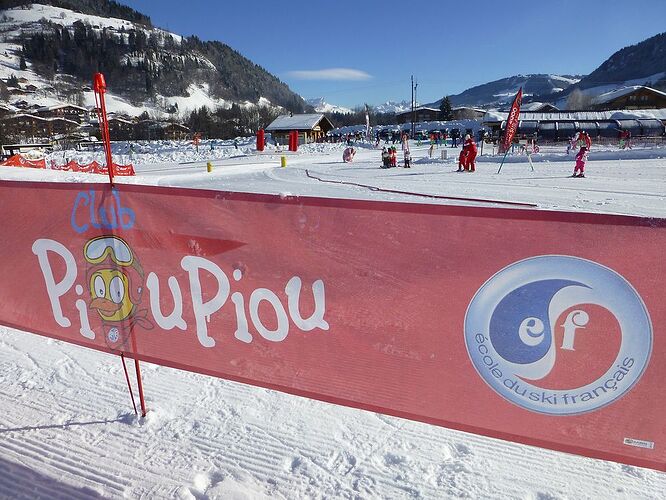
[464,255,652,415]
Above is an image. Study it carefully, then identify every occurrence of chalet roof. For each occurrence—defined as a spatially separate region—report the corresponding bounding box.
[396,107,440,117]
[1,113,79,125]
[452,106,486,113]
[592,86,666,105]
[108,117,134,125]
[521,102,559,112]
[483,109,666,123]
[266,113,331,131]
[36,103,89,113]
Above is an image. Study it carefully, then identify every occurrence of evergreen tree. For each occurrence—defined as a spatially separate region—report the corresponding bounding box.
[19,55,27,70]
[439,96,453,121]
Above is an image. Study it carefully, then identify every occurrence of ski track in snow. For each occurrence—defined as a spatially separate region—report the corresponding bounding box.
[1,140,665,498]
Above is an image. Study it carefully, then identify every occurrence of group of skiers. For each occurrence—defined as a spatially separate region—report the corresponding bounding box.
[457,134,478,172]
[356,129,594,176]
[381,146,411,168]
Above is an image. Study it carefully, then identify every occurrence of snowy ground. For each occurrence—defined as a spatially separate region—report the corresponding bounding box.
[1,139,665,498]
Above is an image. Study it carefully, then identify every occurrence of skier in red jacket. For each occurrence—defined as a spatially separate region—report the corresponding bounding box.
[576,130,592,150]
[463,134,478,172]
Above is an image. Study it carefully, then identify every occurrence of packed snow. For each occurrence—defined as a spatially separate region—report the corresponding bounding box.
[1,138,666,498]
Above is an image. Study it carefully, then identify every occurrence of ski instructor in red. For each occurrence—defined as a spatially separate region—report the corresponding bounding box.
[463,134,478,172]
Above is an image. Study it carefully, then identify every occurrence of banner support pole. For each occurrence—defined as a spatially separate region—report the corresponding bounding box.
[497,149,509,174]
[130,333,147,418]
[120,353,138,416]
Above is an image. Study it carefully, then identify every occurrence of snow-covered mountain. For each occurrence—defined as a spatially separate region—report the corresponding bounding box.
[542,31,666,107]
[428,74,581,109]
[305,98,352,114]
[0,1,308,118]
[372,100,413,114]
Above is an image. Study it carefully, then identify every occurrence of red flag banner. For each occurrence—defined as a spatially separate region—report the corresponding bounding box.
[0,180,665,471]
[500,87,523,153]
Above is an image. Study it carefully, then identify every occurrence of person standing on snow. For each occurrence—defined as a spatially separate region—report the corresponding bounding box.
[572,146,588,177]
[343,147,356,163]
[404,149,411,168]
[381,147,390,168]
[463,134,477,172]
[389,146,398,167]
[457,145,469,172]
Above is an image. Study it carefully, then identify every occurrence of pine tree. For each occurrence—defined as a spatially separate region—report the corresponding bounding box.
[439,96,453,121]
[19,55,27,70]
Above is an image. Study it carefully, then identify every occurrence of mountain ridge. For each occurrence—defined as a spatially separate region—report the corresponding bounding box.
[0,1,309,116]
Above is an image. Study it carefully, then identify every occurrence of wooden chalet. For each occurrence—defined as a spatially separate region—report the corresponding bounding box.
[266,113,334,145]
[36,103,89,124]
[396,107,440,124]
[0,114,78,141]
[593,86,666,110]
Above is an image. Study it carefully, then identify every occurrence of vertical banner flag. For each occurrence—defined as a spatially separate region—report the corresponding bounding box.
[365,104,371,140]
[500,87,523,153]
[0,180,665,472]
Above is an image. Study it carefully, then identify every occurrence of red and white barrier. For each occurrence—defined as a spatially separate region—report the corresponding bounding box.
[0,180,664,471]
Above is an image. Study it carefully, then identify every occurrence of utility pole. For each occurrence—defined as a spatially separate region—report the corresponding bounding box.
[411,75,414,139]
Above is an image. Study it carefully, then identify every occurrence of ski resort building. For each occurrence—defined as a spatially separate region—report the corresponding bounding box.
[396,107,440,124]
[0,114,79,142]
[451,107,487,120]
[482,109,666,142]
[592,86,666,110]
[36,104,89,124]
[266,114,334,145]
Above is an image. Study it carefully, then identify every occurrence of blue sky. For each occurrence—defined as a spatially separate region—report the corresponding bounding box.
[122,0,666,109]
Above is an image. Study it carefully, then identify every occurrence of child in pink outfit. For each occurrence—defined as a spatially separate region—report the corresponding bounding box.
[573,147,588,177]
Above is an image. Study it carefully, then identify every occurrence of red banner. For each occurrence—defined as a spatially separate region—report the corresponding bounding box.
[50,160,135,176]
[1,155,134,176]
[501,87,523,153]
[0,154,46,169]
[0,180,664,471]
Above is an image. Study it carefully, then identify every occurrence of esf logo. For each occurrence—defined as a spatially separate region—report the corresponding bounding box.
[464,255,652,415]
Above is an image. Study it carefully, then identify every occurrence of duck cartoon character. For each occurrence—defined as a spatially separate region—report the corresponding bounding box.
[84,235,152,348]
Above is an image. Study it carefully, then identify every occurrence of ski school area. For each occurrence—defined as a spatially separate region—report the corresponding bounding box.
[1,100,666,496]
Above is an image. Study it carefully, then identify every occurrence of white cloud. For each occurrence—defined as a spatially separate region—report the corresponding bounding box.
[286,68,372,81]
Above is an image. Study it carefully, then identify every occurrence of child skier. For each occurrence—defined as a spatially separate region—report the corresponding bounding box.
[404,149,411,168]
[343,147,355,163]
[389,146,398,167]
[381,147,390,168]
[573,146,588,177]
[457,147,469,171]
